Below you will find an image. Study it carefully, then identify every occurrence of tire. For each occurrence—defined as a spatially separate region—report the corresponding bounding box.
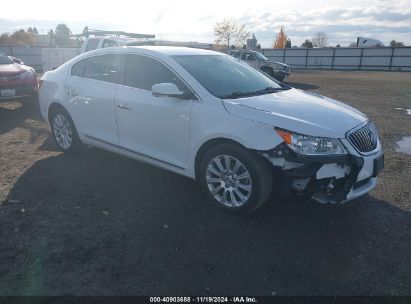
[49,107,83,153]
[199,143,273,214]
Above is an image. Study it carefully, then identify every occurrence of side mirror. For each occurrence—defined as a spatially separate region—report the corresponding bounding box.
[152,83,184,97]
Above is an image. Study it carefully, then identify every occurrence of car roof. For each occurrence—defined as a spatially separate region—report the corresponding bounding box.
[85,46,221,57]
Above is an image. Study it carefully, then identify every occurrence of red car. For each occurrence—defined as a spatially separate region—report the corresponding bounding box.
[0,50,38,101]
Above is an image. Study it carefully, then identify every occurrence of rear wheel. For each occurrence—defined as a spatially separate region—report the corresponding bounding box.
[199,143,273,214]
[50,107,83,153]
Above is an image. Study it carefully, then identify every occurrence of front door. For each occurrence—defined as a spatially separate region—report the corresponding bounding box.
[115,54,194,169]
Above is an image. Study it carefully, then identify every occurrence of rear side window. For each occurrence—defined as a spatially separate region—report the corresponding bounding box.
[71,59,85,76]
[83,54,122,84]
[85,39,99,52]
[123,55,185,91]
[231,52,241,59]
[102,39,118,48]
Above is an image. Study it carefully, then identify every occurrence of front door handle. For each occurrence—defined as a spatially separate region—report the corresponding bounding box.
[117,104,132,110]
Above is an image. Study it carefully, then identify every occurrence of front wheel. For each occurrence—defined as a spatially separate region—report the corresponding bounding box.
[50,107,83,153]
[199,143,273,214]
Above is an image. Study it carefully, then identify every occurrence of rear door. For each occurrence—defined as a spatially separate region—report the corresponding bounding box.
[64,54,122,144]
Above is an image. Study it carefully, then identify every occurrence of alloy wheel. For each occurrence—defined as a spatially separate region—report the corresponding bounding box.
[206,155,252,207]
[52,113,73,150]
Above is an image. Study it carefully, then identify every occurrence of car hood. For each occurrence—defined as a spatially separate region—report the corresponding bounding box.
[0,63,26,76]
[222,88,367,138]
[272,61,289,68]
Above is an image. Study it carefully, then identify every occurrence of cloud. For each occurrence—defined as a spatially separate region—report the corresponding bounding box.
[0,1,410,47]
[236,5,411,46]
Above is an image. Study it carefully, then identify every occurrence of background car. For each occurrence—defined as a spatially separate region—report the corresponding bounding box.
[0,50,38,101]
[229,49,290,82]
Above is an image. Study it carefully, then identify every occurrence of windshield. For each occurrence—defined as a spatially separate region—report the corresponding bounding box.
[0,51,13,65]
[254,52,269,61]
[173,55,283,99]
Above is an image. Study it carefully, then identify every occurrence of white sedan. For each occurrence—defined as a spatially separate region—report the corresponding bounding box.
[39,46,384,213]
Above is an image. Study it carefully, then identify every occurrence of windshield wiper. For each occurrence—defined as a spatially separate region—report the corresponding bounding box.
[221,91,253,99]
[222,86,291,99]
[253,86,290,94]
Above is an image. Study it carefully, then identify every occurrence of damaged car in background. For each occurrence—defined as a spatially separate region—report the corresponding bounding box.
[39,46,384,214]
[229,49,290,82]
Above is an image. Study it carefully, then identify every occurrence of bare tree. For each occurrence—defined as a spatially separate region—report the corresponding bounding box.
[312,32,328,47]
[214,18,250,50]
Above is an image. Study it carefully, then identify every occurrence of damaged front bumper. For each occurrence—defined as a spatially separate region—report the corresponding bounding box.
[261,141,384,204]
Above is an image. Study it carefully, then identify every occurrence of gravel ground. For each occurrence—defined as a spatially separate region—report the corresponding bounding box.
[0,71,410,296]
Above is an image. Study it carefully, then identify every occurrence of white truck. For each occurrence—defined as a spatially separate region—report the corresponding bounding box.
[356,37,385,47]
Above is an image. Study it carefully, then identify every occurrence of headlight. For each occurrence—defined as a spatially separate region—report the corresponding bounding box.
[276,128,346,155]
[19,70,35,79]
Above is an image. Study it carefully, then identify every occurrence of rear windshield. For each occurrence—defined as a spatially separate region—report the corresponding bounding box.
[172,54,281,99]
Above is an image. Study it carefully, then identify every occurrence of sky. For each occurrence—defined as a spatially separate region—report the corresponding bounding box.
[1,0,411,47]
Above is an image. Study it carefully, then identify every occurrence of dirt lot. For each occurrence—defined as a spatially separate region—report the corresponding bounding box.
[0,71,410,296]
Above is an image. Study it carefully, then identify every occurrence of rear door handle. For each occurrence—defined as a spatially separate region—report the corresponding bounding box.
[117,104,132,110]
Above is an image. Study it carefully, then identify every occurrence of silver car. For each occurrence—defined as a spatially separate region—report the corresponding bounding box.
[229,49,290,82]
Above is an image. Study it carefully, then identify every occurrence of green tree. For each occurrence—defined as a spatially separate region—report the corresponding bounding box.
[9,29,35,45]
[285,38,292,48]
[48,29,55,47]
[390,40,405,47]
[55,24,72,47]
[301,39,313,48]
[0,33,10,44]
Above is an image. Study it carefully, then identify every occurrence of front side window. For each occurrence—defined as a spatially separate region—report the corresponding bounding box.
[173,55,283,99]
[83,54,122,83]
[123,54,186,92]
[84,39,99,52]
[242,53,255,61]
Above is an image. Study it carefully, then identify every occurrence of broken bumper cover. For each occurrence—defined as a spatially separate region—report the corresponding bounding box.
[262,143,384,204]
